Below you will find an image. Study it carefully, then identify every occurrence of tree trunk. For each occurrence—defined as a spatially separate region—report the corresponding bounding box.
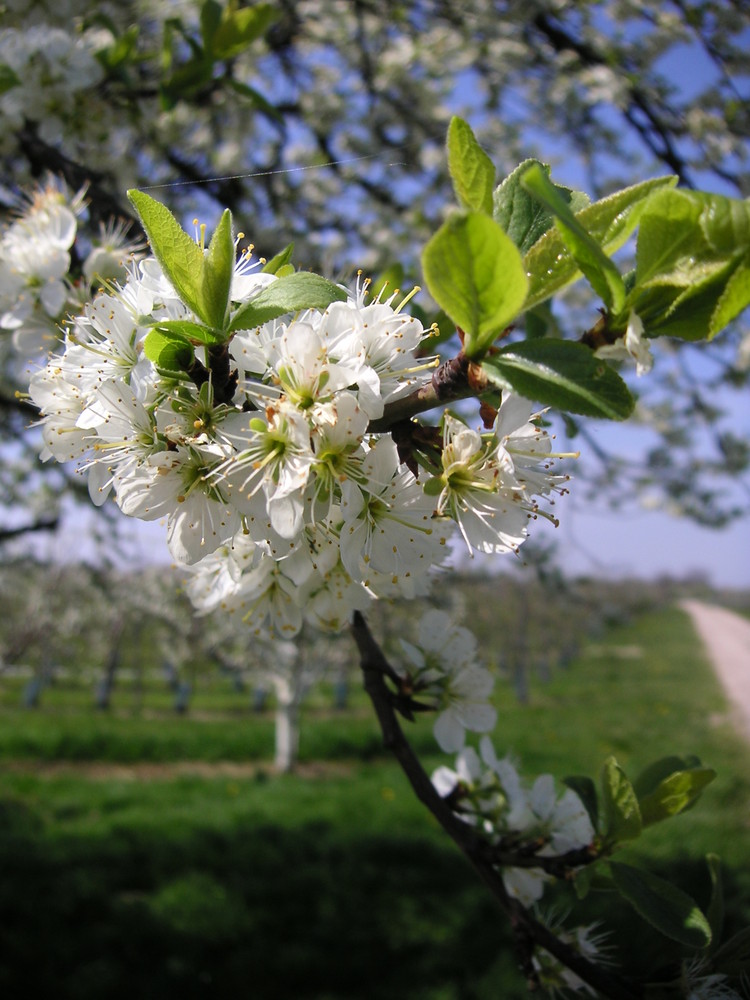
[274,699,300,773]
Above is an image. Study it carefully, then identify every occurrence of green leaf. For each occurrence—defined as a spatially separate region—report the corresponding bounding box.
[151,320,223,346]
[699,191,750,255]
[447,117,495,215]
[523,175,678,311]
[161,53,214,105]
[95,25,140,73]
[262,243,295,275]
[482,340,635,420]
[143,328,195,373]
[633,755,702,798]
[522,163,626,313]
[631,190,750,341]
[0,63,21,96]
[229,272,347,331]
[210,3,278,59]
[493,159,589,256]
[601,757,642,842]
[635,189,705,287]
[421,212,528,359]
[632,259,737,340]
[202,208,234,329]
[706,854,724,952]
[199,0,223,49]
[128,190,209,324]
[637,768,716,827]
[523,302,561,340]
[563,775,598,830]
[709,250,750,337]
[611,861,712,948]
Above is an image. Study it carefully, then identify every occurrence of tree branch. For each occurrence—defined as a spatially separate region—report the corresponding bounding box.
[351,611,643,1000]
[16,123,141,234]
[0,516,59,543]
[367,353,487,433]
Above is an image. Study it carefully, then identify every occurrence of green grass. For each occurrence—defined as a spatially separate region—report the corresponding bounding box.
[0,606,749,998]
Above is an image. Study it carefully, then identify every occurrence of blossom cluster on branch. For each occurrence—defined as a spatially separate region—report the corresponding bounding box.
[27,224,564,642]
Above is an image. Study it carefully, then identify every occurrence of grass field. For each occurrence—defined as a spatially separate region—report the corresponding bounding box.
[1,605,749,998]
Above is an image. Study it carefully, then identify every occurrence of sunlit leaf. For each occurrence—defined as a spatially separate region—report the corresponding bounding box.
[128,190,209,324]
[447,117,495,215]
[422,212,527,359]
[229,272,346,331]
[523,175,677,311]
[522,163,626,313]
[601,756,641,841]
[494,159,589,256]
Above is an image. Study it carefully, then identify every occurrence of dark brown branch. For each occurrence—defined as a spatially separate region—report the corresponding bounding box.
[351,611,643,1000]
[16,124,141,234]
[0,516,59,543]
[367,353,487,433]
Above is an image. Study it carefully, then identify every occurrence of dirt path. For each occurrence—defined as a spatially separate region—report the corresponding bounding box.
[680,600,750,740]
[2,759,355,781]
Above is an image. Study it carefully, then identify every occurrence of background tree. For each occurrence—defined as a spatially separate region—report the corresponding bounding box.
[1,0,749,547]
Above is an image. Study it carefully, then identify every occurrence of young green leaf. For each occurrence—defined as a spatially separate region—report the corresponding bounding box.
[637,767,716,827]
[710,252,750,337]
[601,756,642,842]
[522,163,626,313]
[482,340,635,420]
[699,191,750,255]
[633,755,703,798]
[610,861,712,948]
[493,159,590,256]
[199,0,223,50]
[634,188,705,286]
[229,272,347,331]
[421,212,528,359]
[209,3,278,60]
[143,328,195,373]
[151,319,224,346]
[128,190,209,324]
[262,242,295,275]
[201,208,234,330]
[523,175,678,311]
[447,117,495,215]
[629,190,750,341]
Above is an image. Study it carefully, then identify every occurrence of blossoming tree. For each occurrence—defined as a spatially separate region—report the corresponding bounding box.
[11,101,750,995]
[2,0,749,541]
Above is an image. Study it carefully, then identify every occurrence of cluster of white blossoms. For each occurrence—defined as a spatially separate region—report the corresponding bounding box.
[0,179,142,358]
[432,737,595,907]
[26,213,566,639]
[0,24,104,147]
[395,609,496,752]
